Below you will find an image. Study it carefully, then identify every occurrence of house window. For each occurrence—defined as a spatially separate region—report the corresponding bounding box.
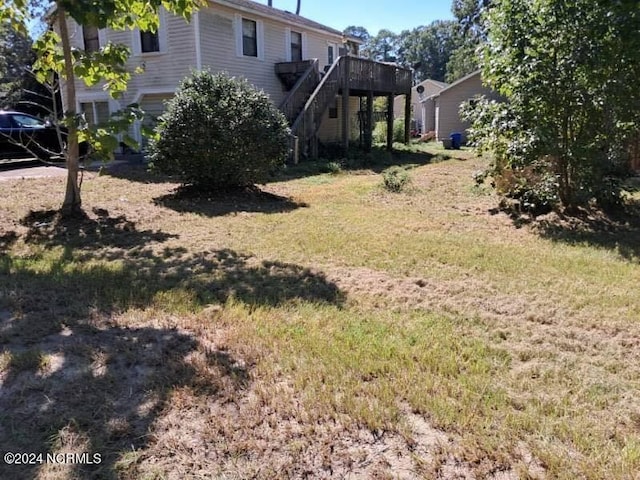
[242,19,258,57]
[140,30,160,53]
[83,25,100,52]
[290,31,302,62]
[80,101,110,126]
[133,12,165,55]
[328,45,335,65]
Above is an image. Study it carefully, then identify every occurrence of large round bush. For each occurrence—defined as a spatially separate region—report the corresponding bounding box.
[149,71,290,189]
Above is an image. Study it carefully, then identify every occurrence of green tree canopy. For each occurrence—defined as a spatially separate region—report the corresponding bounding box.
[366,29,399,63]
[397,20,457,83]
[0,20,34,108]
[466,0,640,210]
[446,0,492,82]
[343,25,370,44]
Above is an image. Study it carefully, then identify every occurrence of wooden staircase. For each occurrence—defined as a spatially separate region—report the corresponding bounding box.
[277,59,321,127]
[277,56,413,161]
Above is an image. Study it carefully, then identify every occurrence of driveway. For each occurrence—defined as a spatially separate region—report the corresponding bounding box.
[0,159,68,181]
[0,158,141,181]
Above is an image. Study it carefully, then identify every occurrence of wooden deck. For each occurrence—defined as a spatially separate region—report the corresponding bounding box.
[276,57,412,97]
[344,57,412,96]
[277,56,412,160]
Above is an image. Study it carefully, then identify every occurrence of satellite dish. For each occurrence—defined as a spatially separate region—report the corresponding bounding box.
[416,85,425,94]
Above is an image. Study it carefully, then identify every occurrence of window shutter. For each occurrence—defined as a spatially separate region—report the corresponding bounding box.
[301,32,308,60]
[98,29,107,48]
[284,28,291,62]
[257,20,264,60]
[234,14,243,57]
[132,29,141,55]
[158,10,168,53]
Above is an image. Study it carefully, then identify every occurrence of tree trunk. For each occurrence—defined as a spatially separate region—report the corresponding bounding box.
[57,5,82,216]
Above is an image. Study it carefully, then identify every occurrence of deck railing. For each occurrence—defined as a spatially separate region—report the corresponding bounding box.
[278,59,320,123]
[291,56,344,152]
[347,57,412,93]
[286,56,412,159]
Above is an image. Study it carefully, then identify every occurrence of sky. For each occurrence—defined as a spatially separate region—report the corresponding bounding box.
[252,1,455,35]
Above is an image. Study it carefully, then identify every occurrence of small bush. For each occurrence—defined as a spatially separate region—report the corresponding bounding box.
[493,166,556,215]
[392,118,405,143]
[324,161,343,174]
[372,119,406,145]
[149,71,290,189]
[382,166,411,193]
[373,121,387,144]
[432,152,452,163]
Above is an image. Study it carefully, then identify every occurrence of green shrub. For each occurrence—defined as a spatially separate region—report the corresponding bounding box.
[393,118,405,143]
[372,118,406,144]
[324,161,343,174]
[381,166,411,193]
[373,121,386,144]
[149,71,290,189]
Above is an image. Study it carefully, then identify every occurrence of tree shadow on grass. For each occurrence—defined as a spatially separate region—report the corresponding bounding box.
[97,161,179,185]
[0,208,345,478]
[10,208,344,318]
[275,144,459,181]
[19,207,179,251]
[533,203,640,262]
[153,185,308,217]
[0,318,248,479]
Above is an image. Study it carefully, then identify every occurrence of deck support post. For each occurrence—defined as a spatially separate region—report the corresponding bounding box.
[404,92,411,144]
[341,56,351,157]
[386,93,394,151]
[364,91,373,152]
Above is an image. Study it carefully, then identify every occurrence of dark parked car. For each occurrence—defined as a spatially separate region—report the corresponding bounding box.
[0,111,88,161]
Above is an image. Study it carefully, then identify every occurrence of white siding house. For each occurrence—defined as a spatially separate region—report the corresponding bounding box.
[421,70,499,143]
[64,0,412,157]
[393,78,448,133]
[66,0,349,144]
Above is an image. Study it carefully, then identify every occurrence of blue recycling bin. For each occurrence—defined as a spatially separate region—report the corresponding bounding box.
[450,132,462,149]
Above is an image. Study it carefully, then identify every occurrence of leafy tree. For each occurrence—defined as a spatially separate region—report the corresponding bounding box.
[366,29,399,62]
[446,0,492,81]
[0,17,58,117]
[0,0,201,216]
[466,0,640,211]
[396,20,457,82]
[149,71,290,190]
[0,21,33,107]
[343,25,370,56]
[451,0,491,39]
[343,25,370,44]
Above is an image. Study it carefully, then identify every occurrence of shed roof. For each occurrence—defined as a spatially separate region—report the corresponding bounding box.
[421,70,482,102]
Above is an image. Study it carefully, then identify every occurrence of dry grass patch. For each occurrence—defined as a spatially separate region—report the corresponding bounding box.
[1,152,639,478]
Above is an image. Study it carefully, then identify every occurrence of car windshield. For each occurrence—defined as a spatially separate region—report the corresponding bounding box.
[12,114,46,128]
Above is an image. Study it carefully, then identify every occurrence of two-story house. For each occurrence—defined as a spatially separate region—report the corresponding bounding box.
[65,0,412,159]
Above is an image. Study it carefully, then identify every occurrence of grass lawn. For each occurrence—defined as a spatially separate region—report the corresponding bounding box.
[1,143,639,479]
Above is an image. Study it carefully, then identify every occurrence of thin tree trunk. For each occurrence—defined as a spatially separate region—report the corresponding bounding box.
[57,5,82,216]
